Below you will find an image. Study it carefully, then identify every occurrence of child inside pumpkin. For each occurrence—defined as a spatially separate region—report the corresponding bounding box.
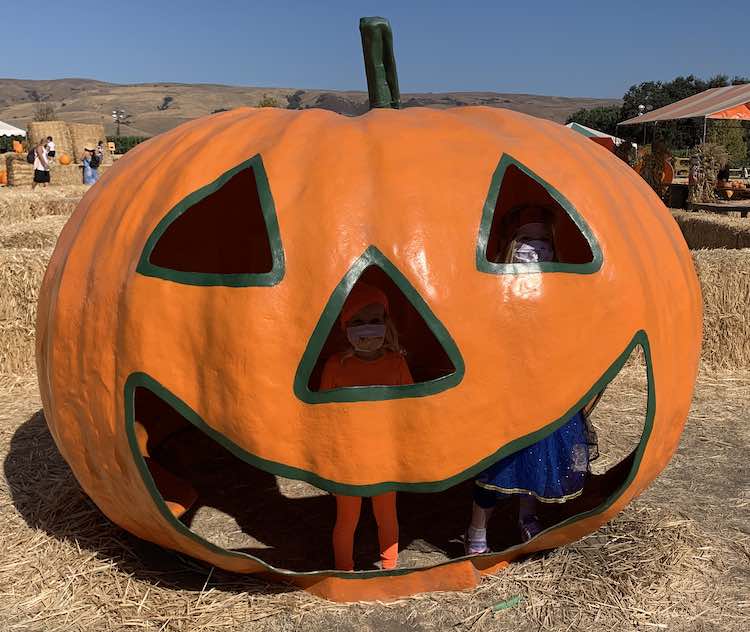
[465,205,599,554]
[320,282,413,570]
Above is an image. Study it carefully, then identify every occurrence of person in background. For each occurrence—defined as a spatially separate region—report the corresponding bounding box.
[46,136,56,162]
[88,143,103,182]
[717,164,731,189]
[31,138,50,189]
[320,283,413,571]
[81,148,96,185]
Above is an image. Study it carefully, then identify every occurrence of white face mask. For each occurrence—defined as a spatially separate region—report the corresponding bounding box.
[346,323,386,353]
[511,239,555,263]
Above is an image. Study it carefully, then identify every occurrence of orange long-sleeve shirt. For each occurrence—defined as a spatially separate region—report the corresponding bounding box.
[320,351,414,390]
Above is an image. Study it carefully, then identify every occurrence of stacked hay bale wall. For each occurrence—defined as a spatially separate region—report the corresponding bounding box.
[0,215,69,249]
[0,187,85,223]
[5,122,114,186]
[4,152,93,188]
[0,189,85,376]
[5,155,33,187]
[692,249,750,369]
[69,123,112,164]
[0,248,52,375]
[26,121,74,159]
[50,164,82,186]
[672,211,750,250]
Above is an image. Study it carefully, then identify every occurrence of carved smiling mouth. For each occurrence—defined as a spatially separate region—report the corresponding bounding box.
[125,331,653,575]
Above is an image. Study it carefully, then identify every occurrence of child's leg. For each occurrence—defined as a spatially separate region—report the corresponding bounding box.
[333,495,362,571]
[518,494,542,540]
[466,486,496,554]
[371,492,399,569]
[518,494,536,522]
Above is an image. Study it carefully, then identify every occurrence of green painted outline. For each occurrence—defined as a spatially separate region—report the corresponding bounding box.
[136,154,285,287]
[568,122,598,138]
[475,153,603,275]
[292,245,465,404]
[124,330,654,579]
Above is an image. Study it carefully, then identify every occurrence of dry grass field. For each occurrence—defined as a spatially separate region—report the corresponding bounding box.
[0,186,748,631]
[0,78,620,137]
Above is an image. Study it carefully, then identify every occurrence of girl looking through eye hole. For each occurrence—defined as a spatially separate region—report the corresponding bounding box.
[319,283,413,570]
[500,205,557,264]
[465,206,600,553]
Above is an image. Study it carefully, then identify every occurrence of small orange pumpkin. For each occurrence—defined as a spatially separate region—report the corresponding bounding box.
[58,153,72,165]
[36,18,702,602]
[0,170,7,185]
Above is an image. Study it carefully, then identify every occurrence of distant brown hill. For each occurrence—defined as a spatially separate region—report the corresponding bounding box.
[0,78,619,138]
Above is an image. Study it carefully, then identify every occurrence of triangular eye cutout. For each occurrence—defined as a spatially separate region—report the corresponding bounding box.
[476,154,602,275]
[137,154,284,287]
[294,246,464,404]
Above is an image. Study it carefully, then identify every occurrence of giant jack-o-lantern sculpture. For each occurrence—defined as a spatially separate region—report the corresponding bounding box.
[36,18,702,601]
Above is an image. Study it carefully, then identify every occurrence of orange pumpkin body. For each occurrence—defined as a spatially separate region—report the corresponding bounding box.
[36,107,702,601]
[58,153,72,165]
[0,171,6,185]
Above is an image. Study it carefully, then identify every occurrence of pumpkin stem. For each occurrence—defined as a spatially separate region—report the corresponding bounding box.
[359,16,401,110]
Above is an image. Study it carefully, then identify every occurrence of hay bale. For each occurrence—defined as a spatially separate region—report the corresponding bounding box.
[25,121,74,159]
[49,164,82,186]
[68,123,112,165]
[693,249,750,369]
[0,324,35,376]
[4,154,24,169]
[673,210,750,249]
[0,248,51,375]
[0,188,84,224]
[6,159,33,187]
[0,216,68,249]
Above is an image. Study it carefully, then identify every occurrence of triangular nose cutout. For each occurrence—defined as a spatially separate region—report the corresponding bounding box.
[294,246,464,404]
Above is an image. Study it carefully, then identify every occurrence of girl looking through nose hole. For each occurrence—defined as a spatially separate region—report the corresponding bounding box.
[320,283,413,570]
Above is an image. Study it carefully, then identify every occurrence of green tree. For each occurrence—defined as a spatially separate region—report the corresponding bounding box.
[565,105,622,136]
[570,74,750,157]
[707,120,748,167]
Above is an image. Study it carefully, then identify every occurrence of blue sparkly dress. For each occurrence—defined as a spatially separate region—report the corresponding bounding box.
[475,412,590,503]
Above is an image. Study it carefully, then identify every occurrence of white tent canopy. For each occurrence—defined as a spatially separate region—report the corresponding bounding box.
[566,122,627,145]
[0,120,25,137]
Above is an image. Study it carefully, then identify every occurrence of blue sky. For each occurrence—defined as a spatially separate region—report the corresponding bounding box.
[1,1,747,98]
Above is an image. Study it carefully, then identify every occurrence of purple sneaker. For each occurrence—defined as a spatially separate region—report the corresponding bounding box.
[519,516,543,542]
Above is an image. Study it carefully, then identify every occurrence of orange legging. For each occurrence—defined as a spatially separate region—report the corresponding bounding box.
[333,493,398,571]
